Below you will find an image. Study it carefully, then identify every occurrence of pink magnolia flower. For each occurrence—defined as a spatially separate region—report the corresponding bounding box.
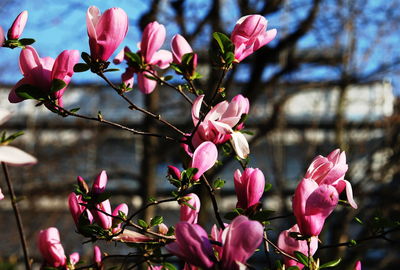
[92,170,107,194]
[93,245,102,268]
[166,222,216,269]
[354,261,362,270]
[86,6,128,62]
[38,227,67,268]
[277,224,318,269]
[171,34,195,65]
[8,46,79,108]
[68,192,93,225]
[231,15,277,62]
[180,193,201,224]
[91,198,113,229]
[219,216,264,269]
[112,203,128,233]
[168,216,263,270]
[114,21,172,94]
[234,168,265,209]
[305,149,357,209]
[190,141,218,180]
[7,11,28,40]
[191,94,250,159]
[293,178,339,236]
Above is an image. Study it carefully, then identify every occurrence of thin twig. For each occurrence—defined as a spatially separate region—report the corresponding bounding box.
[209,68,228,105]
[2,162,31,270]
[264,234,299,262]
[201,175,225,229]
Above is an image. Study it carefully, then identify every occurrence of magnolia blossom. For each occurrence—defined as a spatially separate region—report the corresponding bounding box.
[68,192,93,225]
[231,14,277,62]
[293,177,339,236]
[114,21,172,94]
[171,34,197,75]
[191,94,250,159]
[167,216,263,270]
[277,224,318,269]
[305,149,357,209]
[234,168,265,209]
[8,46,79,108]
[7,11,28,40]
[180,193,201,224]
[190,141,218,180]
[38,227,67,268]
[86,6,128,62]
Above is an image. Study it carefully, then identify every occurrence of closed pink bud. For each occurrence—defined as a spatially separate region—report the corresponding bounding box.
[68,193,90,225]
[306,149,357,209]
[113,229,153,242]
[293,178,339,236]
[171,34,197,69]
[277,224,318,269]
[190,141,218,180]
[231,15,277,62]
[234,168,265,209]
[69,252,80,267]
[86,6,128,62]
[180,193,201,224]
[112,203,128,233]
[168,165,181,180]
[166,222,215,269]
[0,188,4,200]
[141,21,166,63]
[220,216,263,270]
[92,170,107,194]
[354,261,362,270]
[7,11,28,40]
[91,199,112,229]
[38,227,67,268]
[158,223,169,235]
[93,245,102,266]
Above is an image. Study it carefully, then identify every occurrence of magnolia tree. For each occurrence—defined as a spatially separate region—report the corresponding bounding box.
[0,7,364,270]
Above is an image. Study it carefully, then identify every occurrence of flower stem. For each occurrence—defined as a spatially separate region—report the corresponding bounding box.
[1,162,31,270]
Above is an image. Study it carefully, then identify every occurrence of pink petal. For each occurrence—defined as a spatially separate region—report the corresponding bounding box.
[7,10,28,40]
[0,145,37,166]
[230,132,249,159]
[138,72,157,94]
[191,95,204,126]
[171,34,193,63]
[149,49,172,69]
[191,141,218,180]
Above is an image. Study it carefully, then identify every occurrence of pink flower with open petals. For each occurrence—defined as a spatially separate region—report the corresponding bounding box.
[7,11,28,40]
[277,224,318,269]
[86,6,128,62]
[305,149,357,209]
[9,46,79,108]
[231,15,277,62]
[191,94,250,158]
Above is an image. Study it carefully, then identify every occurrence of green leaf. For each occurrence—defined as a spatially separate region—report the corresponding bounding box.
[191,72,203,80]
[213,178,225,189]
[320,258,341,268]
[18,38,35,46]
[224,51,235,64]
[162,262,177,270]
[294,251,309,267]
[264,183,272,192]
[125,51,142,65]
[348,239,357,247]
[103,68,120,73]
[181,53,194,66]
[144,74,157,81]
[212,32,233,54]
[170,63,184,74]
[150,216,164,227]
[354,217,363,224]
[138,219,148,228]
[50,79,66,93]
[81,52,91,64]
[70,107,80,113]
[181,200,196,210]
[118,210,127,220]
[2,131,24,144]
[15,84,47,100]
[73,63,90,72]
